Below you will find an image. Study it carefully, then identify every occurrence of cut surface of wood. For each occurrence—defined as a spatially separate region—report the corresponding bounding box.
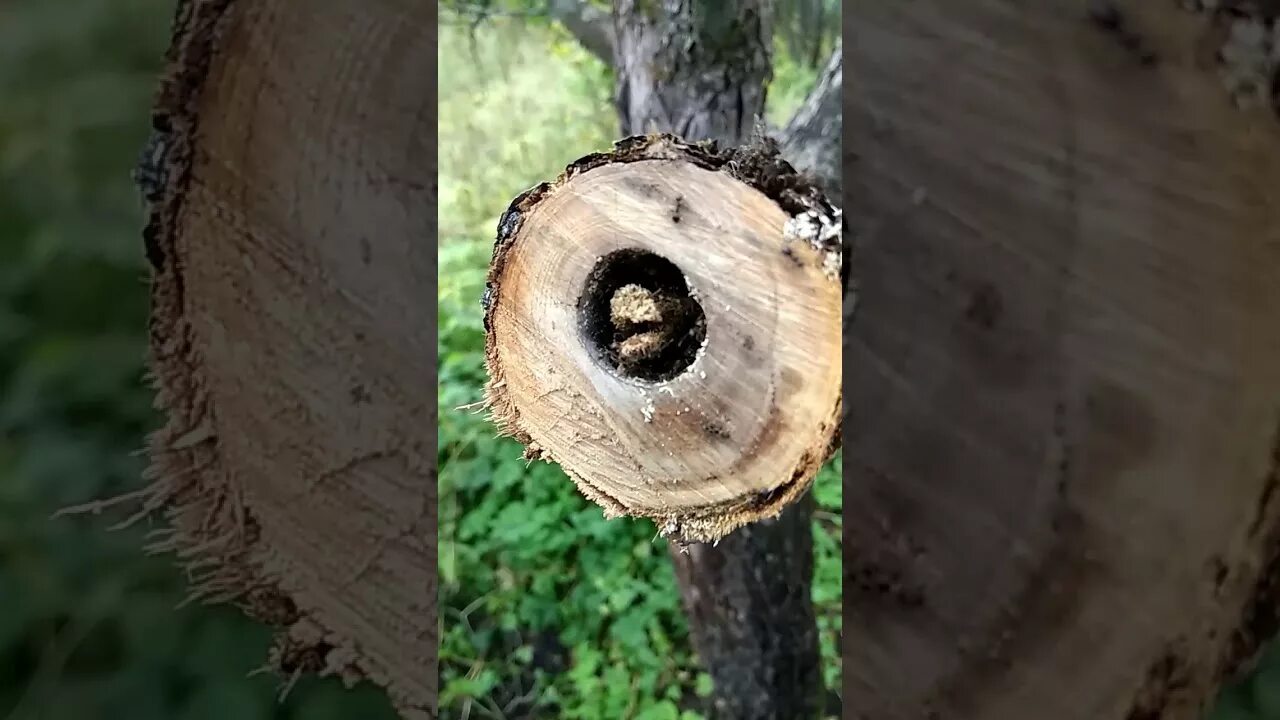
[484,134,841,543]
[131,0,436,717]
[848,2,1280,719]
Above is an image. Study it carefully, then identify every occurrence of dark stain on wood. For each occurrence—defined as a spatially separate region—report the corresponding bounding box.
[1086,0,1158,66]
[780,243,805,268]
[272,634,332,676]
[728,404,783,475]
[846,552,926,609]
[348,384,371,405]
[779,368,803,396]
[1125,645,1191,720]
[1248,416,1280,538]
[965,281,1003,329]
[244,586,300,627]
[936,401,1112,715]
[700,418,730,440]
[748,482,785,511]
[844,476,928,610]
[1080,379,1157,487]
[1220,414,1280,679]
[622,176,664,199]
[1209,555,1230,598]
[945,503,1108,714]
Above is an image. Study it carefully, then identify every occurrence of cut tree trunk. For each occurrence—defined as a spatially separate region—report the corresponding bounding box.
[483,133,841,718]
[848,2,1280,719]
[607,2,835,717]
[482,135,842,541]
[128,0,436,717]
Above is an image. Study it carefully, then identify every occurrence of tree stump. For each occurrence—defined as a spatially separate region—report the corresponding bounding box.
[483,133,842,544]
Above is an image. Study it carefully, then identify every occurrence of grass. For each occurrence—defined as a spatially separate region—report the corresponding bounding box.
[436,16,841,719]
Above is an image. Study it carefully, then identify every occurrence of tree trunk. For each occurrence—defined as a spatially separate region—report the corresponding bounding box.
[671,491,825,720]
[132,0,437,717]
[614,0,771,143]
[848,2,1280,719]
[608,2,831,718]
[780,43,842,199]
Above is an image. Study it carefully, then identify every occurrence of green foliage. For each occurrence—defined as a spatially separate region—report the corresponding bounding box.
[0,0,394,717]
[772,0,841,74]
[1207,642,1280,720]
[766,45,820,129]
[437,13,842,719]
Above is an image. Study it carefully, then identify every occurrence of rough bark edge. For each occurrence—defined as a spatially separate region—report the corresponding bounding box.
[1216,417,1280,687]
[1176,1,1280,114]
[481,132,842,544]
[102,1,430,716]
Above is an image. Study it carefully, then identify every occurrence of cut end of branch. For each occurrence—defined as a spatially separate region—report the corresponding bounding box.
[104,0,439,715]
[483,133,842,543]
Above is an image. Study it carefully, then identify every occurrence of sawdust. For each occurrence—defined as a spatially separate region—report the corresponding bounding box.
[610,284,664,325]
[1181,0,1280,111]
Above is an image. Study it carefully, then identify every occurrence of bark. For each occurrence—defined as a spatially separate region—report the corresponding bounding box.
[781,44,842,197]
[613,0,772,144]
[671,492,823,720]
[607,2,830,718]
[848,2,1280,719]
[130,0,437,717]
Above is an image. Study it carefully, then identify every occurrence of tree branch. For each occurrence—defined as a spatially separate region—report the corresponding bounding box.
[548,0,614,66]
[780,43,842,196]
[440,1,614,65]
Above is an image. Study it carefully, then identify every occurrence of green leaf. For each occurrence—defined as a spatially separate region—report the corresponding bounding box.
[635,700,681,720]
[694,672,714,698]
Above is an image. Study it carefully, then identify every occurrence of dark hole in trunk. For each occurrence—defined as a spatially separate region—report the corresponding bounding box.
[578,248,707,383]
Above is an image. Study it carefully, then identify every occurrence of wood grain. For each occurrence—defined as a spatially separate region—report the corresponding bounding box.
[140,0,435,716]
[847,2,1280,718]
[485,138,841,543]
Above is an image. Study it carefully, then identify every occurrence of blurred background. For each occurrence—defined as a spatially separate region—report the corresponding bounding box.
[0,0,397,717]
[2,1,1278,719]
[435,3,842,719]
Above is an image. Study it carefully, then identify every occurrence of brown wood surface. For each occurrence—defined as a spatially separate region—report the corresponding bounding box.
[847,2,1280,718]
[139,0,436,716]
[484,137,841,543]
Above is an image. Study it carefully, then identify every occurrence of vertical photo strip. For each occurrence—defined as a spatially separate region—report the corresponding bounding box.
[439,1,842,718]
[848,3,1280,720]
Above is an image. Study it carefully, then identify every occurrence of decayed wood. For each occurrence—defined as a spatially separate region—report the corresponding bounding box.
[483,134,842,544]
[133,0,436,716]
[848,2,1280,719]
